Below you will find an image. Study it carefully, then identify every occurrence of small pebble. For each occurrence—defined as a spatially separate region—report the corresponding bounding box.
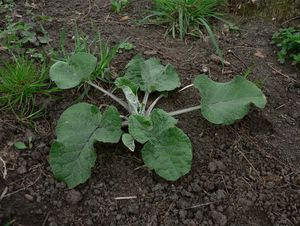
[66,190,82,205]
[24,194,34,201]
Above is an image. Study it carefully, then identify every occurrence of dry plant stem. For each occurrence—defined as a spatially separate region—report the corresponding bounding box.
[0,187,8,201]
[3,171,41,199]
[87,81,130,111]
[114,196,137,200]
[146,94,165,115]
[0,157,7,179]
[168,105,201,116]
[266,63,300,84]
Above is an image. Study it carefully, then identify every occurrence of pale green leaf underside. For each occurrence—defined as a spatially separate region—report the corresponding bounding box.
[122,133,135,152]
[128,108,177,144]
[50,52,97,89]
[49,103,122,188]
[142,127,192,181]
[116,55,181,93]
[194,75,267,125]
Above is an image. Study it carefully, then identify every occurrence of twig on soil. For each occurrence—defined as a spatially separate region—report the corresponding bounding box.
[0,187,8,201]
[163,202,175,218]
[2,171,41,199]
[80,0,92,20]
[266,63,300,84]
[281,16,300,26]
[240,176,255,191]
[0,119,26,132]
[114,196,137,200]
[276,104,287,110]
[0,157,7,179]
[221,175,229,194]
[133,165,147,171]
[42,211,51,226]
[227,49,248,69]
[235,145,260,178]
[185,201,219,210]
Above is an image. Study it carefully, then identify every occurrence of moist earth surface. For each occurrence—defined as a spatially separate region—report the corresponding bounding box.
[0,0,300,225]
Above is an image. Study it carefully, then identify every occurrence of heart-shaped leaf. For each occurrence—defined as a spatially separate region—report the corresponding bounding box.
[50,52,97,89]
[194,75,267,125]
[141,127,192,181]
[128,108,177,144]
[115,55,181,93]
[128,109,192,181]
[49,103,122,188]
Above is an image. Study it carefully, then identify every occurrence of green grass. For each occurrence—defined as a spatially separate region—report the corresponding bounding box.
[93,32,119,81]
[52,27,119,81]
[143,0,229,55]
[111,0,129,13]
[272,26,300,65]
[0,57,54,118]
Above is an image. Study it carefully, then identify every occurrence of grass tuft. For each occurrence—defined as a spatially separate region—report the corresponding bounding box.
[143,0,229,56]
[0,57,54,118]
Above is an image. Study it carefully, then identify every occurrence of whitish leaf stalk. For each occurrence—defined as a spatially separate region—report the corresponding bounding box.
[146,94,164,116]
[178,84,194,92]
[87,81,129,112]
[168,105,201,116]
[141,91,150,113]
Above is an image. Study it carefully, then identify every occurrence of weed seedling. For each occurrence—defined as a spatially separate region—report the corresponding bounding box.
[49,53,266,188]
[272,26,300,65]
[0,13,50,61]
[14,136,33,150]
[0,0,15,14]
[111,0,129,13]
[118,41,136,53]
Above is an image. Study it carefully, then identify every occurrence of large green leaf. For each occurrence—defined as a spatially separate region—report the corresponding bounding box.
[141,127,192,181]
[194,75,267,125]
[128,109,177,144]
[115,55,181,93]
[49,103,122,188]
[128,108,192,181]
[50,52,97,89]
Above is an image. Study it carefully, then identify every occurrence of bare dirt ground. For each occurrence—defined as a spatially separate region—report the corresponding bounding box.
[0,0,299,225]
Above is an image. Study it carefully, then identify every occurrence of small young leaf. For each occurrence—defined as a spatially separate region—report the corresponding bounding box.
[141,127,192,181]
[118,42,136,51]
[128,109,177,144]
[194,75,267,125]
[14,141,27,150]
[120,86,141,114]
[49,103,122,188]
[122,133,135,152]
[115,77,139,94]
[50,52,97,89]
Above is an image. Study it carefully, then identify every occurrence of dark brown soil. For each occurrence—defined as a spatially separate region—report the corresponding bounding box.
[1,1,300,226]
